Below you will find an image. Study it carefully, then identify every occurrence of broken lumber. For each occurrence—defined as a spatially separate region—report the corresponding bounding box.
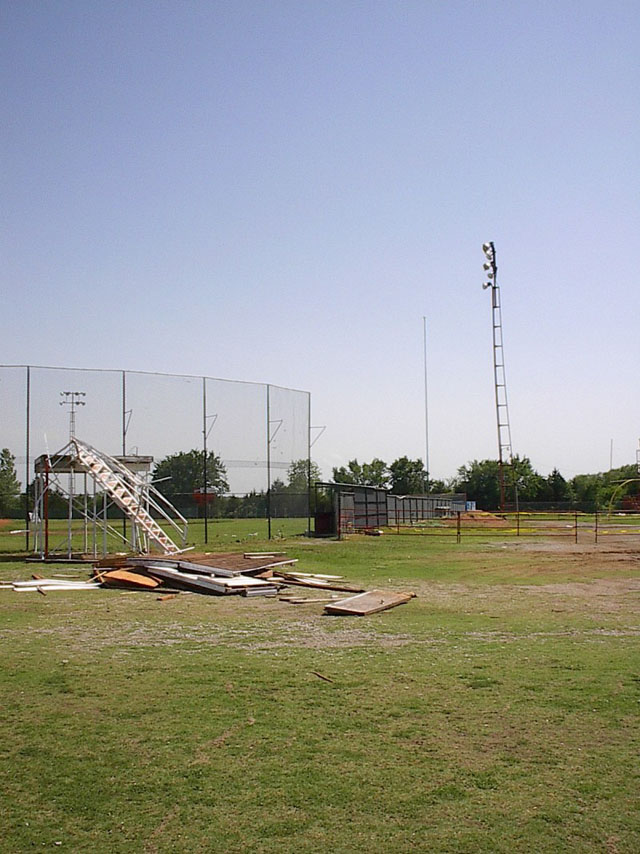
[272,572,364,593]
[101,570,160,590]
[324,590,416,616]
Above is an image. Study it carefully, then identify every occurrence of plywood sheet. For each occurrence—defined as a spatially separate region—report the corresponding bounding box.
[324,590,416,616]
[102,570,159,589]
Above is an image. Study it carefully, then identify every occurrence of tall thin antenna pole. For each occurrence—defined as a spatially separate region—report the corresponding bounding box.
[423,316,430,492]
[482,242,517,511]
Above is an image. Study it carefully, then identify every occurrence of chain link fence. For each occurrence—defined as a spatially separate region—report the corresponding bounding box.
[0,365,311,544]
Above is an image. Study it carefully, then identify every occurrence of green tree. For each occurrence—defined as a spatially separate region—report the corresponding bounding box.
[153,449,229,506]
[542,468,570,503]
[511,455,545,502]
[287,459,322,492]
[332,458,389,488]
[426,478,449,494]
[453,459,501,510]
[388,457,427,494]
[0,449,20,516]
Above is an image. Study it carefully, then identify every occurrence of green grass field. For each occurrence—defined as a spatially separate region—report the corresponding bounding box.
[1,520,639,853]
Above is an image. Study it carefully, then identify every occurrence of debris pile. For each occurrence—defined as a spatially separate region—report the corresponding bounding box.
[3,551,416,616]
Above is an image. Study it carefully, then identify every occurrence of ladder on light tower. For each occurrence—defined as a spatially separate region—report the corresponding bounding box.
[483,242,516,511]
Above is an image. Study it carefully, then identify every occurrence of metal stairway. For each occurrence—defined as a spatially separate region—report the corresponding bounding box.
[70,438,184,554]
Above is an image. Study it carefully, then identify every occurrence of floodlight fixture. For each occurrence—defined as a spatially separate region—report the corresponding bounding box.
[59,390,86,438]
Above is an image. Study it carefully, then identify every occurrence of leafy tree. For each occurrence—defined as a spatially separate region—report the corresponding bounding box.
[453,459,502,510]
[287,459,322,492]
[388,457,427,494]
[569,464,640,509]
[426,478,449,494]
[541,468,571,503]
[152,449,228,505]
[332,458,389,488]
[511,455,545,502]
[269,478,287,494]
[0,449,20,516]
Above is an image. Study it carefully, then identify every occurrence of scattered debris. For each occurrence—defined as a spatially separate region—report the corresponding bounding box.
[270,571,364,593]
[101,570,160,590]
[2,551,416,616]
[311,671,334,683]
[7,579,102,593]
[324,589,416,616]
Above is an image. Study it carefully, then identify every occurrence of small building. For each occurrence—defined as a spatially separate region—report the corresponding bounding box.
[313,482,466,536]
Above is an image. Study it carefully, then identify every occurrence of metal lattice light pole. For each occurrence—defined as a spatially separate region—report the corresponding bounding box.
[482,243,516,511]
[59,391,85,440]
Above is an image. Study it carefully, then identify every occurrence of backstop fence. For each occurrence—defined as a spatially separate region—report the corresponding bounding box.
[0,365,311,546]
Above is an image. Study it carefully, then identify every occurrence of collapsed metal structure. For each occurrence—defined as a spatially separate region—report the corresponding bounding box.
[32,437,188,559]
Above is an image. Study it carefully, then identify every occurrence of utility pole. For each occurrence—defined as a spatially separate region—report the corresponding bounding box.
[423,316,430,492]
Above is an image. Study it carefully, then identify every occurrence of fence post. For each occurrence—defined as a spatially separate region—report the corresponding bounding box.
[594,508,598,544]
[457,510,461,544]
[574,510,578,544]
[516,510,520,538]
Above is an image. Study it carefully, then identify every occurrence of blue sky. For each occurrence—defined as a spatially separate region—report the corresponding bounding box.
[2,1,639,481]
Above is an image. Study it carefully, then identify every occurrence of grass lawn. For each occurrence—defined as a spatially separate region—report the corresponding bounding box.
[1,521,639,852]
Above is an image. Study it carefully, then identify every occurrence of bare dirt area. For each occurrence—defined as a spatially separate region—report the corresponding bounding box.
[505,535,640,557]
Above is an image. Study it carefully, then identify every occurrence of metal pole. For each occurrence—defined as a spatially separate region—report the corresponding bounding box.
[266,384,271,539]
[44,460,49,559]
[25,366,30,551]
[307,392,312,536]
[203,377,208,544]
[68,464,74,558]
[423,316,430,491]
[594,508,598,544]
[83,472,88,553]
[103,489,107,556]
[92,473,97,557]
[122,371,127,544]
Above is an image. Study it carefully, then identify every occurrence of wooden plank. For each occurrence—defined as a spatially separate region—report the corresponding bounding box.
[145,565,280,596]
[324,590,416,616]
[101,570,160,589]
[272,572,364,593]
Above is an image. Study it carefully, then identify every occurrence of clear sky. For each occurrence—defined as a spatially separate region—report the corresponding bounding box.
[2,0,639,482]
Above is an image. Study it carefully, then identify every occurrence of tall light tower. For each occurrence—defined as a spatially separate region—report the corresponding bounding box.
[482,242,516,511]
[60,391,86,440]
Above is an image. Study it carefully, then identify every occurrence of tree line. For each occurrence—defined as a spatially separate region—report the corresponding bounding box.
[1,446,639,518]
[0,449,322,520]
[329,454,640,511]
